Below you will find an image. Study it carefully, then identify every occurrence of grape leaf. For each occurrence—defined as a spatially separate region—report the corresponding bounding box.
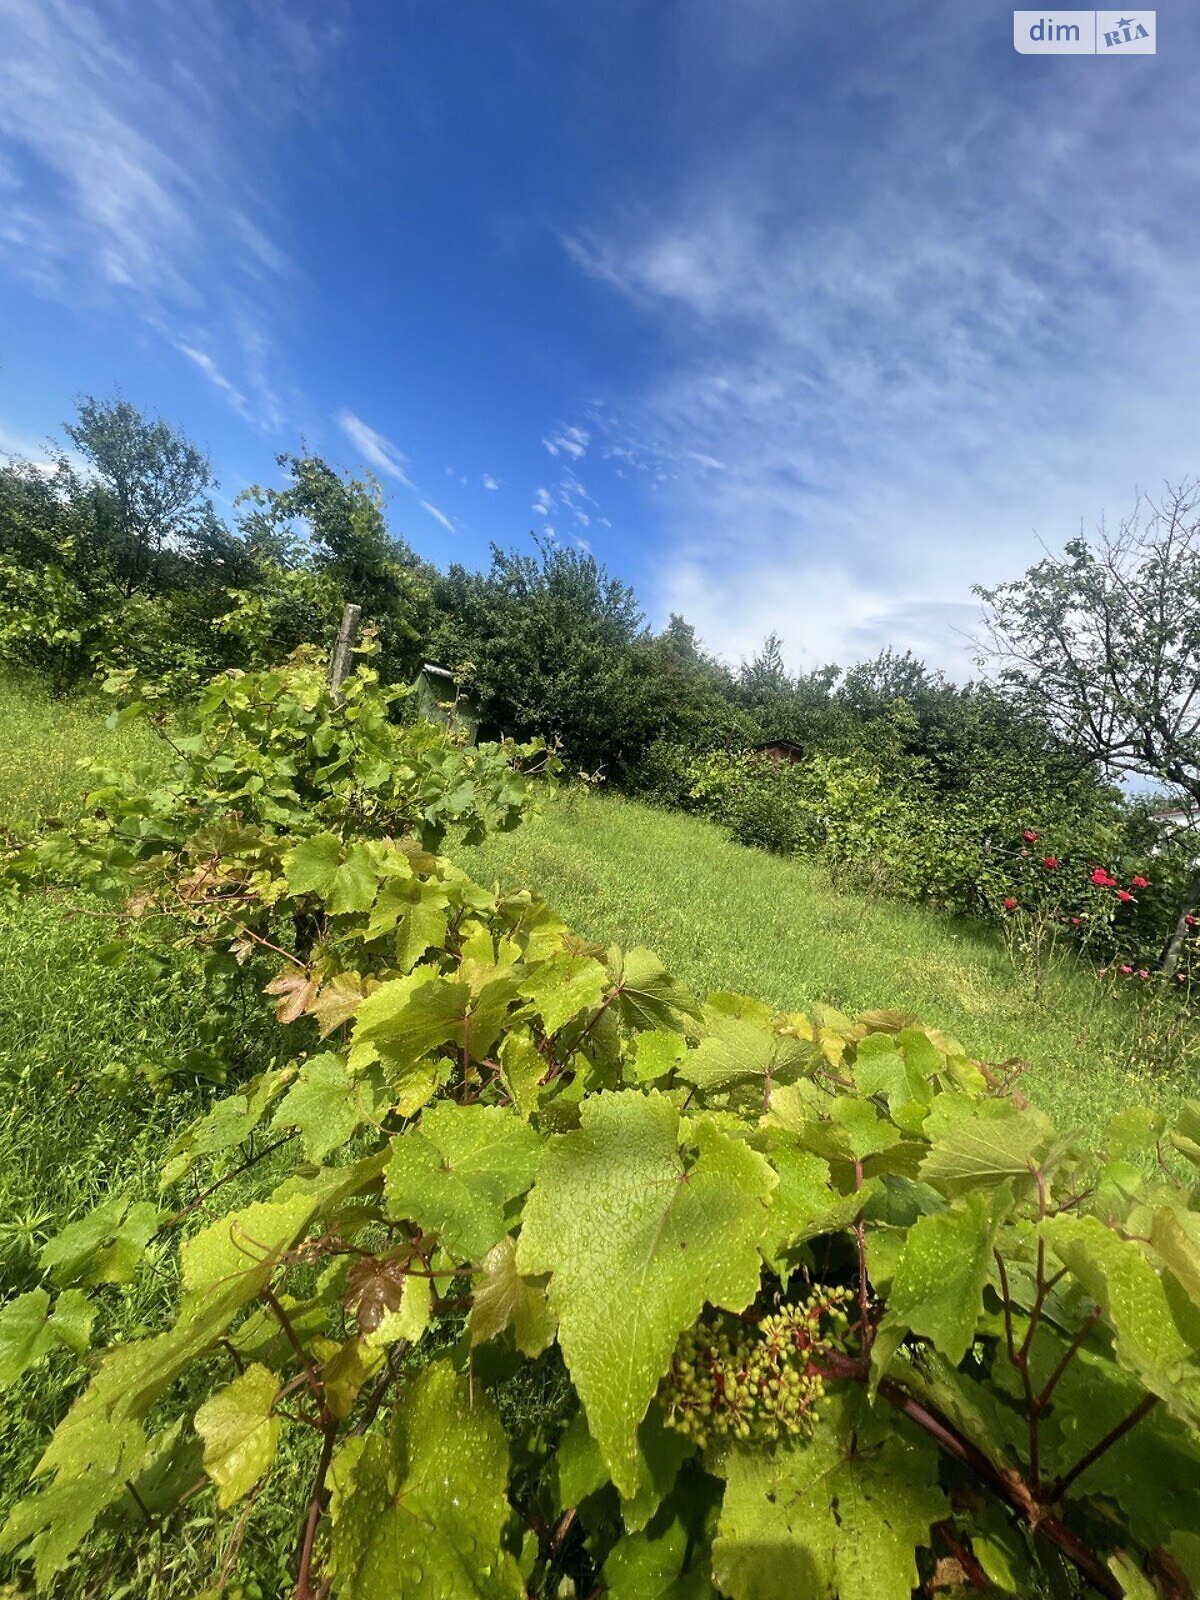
[194,1364,280,1509]
[554,1403,693,1533]
[39,1197,160,1288]
[528,950,609,1037]
[680,1010,811,1106]
[611,947,701,1033]
[469,1235,557,1355]
[920,1100,1050,1197]
[756,1134,869,1259]
[604,1512,715,1599]
[285,831,341,896]
[1044,1214,1198,1418]
[271,1052,382,1161]
[0,1291,55,1387]
[385,1102,542,1261]
[874,1190,1006,1377]
[712,1394,947,1600]
[328,1358,522,1598]
[516,1090,773,1496]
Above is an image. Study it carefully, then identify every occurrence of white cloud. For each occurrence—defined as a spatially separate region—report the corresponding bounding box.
[482,473,499,490]
[532,486,553,516]
[421,499,455,532]
[562,4,1200,675]
[0,0,331,430]
[335,409,414,486]
[542,424,590,460]
[176,343,248,413]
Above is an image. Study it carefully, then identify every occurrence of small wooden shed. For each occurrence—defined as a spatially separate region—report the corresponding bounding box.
[752,739,804,765]
[413,663,481,744]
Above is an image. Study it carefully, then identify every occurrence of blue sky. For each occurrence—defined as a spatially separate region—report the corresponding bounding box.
[0,0,1195,673]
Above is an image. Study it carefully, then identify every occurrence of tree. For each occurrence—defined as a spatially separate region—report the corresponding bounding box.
[237,453,435,678]
[977,483,1200,801]
[65,396,218,592]
[977,482,1200,967]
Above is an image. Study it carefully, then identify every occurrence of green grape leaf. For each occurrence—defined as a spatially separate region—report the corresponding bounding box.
[920,1100,1050,1197]
[604,1512,715,1600]
[611,947,701,1033]
[194,1364,280,1509]
[874,1190,1006,1376]
[271,1052,382,1161]
[349,971,469,1069]
[712,1394,947,1600]
[1150,1204,1200,1313]
[681,1010,811,1105]
[46,1288,95,1357]
[285,831,342,897]
[469,1235,557,1355]
[385,1102,542,1261]
[180,1192,318,1309]
[757,1135,870,1259]
[0,1290,55,1387]
[39,1197,160,1287]
[528,950,609,1038]
[555,1403,693,1533]
[326,842,379,916]
[159,1068,287,1189]
[516,1090,773,1497]
[328,1358,522,1598]
[630,1029,689,1085]
[1171,1101,1200,1166]
[1044,1214,1197,1416]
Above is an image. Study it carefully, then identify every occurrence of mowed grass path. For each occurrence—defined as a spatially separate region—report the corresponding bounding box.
[460,789,1198,1131]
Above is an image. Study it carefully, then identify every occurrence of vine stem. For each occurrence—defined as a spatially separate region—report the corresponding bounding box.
[294,1416,338,1600]
[1047,1393,1159,1505]
[817,1351,1125,1600]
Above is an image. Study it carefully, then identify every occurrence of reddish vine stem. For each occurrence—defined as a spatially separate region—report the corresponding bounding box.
[160,1134,295,1233]
[294,1416,338,1600]
[1047,1393,1159,1505]
[1037,1305,1102,1411]
[817,1351,1125,1600]
[853,1159,873,1358]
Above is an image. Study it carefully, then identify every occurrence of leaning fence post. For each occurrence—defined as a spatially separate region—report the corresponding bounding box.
[327,602,362,703]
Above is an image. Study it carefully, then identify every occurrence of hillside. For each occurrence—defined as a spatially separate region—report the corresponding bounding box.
[459,788,1199,1131]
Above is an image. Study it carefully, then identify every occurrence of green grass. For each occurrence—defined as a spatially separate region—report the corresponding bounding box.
[459,787,1199,1131]
[0,673,1196,1594]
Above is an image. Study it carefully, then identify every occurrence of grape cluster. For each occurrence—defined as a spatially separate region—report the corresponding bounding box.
[661,1287,852,1449]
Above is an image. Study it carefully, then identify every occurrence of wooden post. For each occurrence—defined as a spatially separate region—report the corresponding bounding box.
[327,603,362,702]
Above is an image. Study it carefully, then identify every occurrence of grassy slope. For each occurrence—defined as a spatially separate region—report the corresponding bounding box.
[460,789,1198,1131]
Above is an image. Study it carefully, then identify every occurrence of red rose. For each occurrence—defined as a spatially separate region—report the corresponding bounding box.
[1042,856,1058,870]
[1138,969,1150,980]
[1003,897,1017,911]
[1131,875,1148,889]
[1120,964,1133,974]
[1117,890,1133,903]
[1091,867,1117,887]
[1187,915,1198,928]
[1023,829,1038,843]
[1071,916,1080,925]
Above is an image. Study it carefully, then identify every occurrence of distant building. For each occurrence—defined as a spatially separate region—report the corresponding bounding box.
[752,739,805,765]
[1150,804,1200,864]
[413,663,481,744]
[1152,805,1198,833]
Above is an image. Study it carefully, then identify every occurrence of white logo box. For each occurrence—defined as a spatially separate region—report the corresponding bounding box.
[1013,11,1155,54]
